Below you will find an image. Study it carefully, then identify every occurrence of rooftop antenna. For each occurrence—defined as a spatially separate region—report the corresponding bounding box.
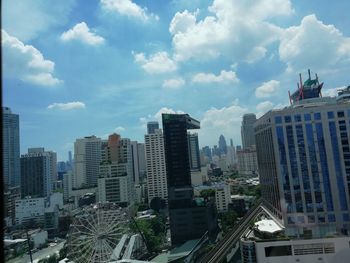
[299,73,304,100]
[308,69,311,79]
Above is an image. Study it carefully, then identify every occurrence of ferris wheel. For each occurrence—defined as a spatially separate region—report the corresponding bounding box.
[67,203,130,263]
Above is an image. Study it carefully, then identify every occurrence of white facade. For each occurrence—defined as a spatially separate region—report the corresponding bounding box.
[63,170,73,202]
[15,197,45,225]
[215,184,232,212]
[241,236,350,263]
[98,135,135,206]
[237,147,258,175]
[49,192,63,209]
[145,129,168,204]
[74,136,101,188]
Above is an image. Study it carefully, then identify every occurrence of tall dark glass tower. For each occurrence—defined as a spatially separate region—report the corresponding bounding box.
[162,113,218,245]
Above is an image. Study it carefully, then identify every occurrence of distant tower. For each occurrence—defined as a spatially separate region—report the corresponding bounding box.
[147,121,159,134]
[3,107,20,188]
[230,138,233,147]
[218,135,227,155]
[241,113,257,149]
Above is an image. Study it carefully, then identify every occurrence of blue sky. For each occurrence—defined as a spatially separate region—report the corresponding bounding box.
[3,0,350,161]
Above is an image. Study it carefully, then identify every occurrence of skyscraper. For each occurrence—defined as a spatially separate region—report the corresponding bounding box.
[74,136,101,188]
[147,121,159,135]
[255,83,350,238]
[3,107,20,188]
[241,113,257,149]
[188,132,201,171]
[21,148,55,198]
[218,134,227,155]
[98,134,135,206]
[145,129,168,204]
[162,113,218,245]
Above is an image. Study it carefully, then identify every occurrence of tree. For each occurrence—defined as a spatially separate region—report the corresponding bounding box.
[200,189,216,201]
[221,210,238,233]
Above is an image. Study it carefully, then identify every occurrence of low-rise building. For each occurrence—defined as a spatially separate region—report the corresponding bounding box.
[15,197,45,225]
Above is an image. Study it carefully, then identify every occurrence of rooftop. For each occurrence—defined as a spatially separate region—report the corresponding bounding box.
[254,219,283,234]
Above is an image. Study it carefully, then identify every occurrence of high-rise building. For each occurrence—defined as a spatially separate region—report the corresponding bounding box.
[74,136,101,188]
[237,146,258,175]
[147,121,159,135]
[145,129,168,204]
[29,148,57,182]
[202,146,212,161]
[3,107,20,188]
[4,186,21,226]
[255,82,350,238]
[131,141,147,185]
[97,134,135,207]
[162,113,218,245]
[188,132,201,171]
[21,148,55,198]
[241,113,257,149]
[218,134,227,155]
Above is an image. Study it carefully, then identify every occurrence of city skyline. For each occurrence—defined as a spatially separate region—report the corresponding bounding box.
[3,0,350,161]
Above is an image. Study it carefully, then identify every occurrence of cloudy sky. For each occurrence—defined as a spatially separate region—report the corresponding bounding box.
[3,0,350,161]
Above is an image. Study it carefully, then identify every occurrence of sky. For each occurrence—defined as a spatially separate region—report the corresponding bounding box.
[3,0,350,161]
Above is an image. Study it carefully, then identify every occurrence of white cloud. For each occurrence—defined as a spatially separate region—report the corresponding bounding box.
[199,102,248,146]
[2,30,62,86]
[61,22,105,46]
[47,101,86,110]
[100,0,158,21]
[3,0,75,41]
[255,80,280,98]
[170,0,293,62]
[115,126,126,132]
[323,86,345,97]
[162,78,185,89]
[279,14,350,72]
[133,51,177,74]
[192,70,239,84]
[154,107,185,120]
[256,100,274,118]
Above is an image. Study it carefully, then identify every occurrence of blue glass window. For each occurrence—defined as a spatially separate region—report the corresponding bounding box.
[294,114,301,122]
[318,216,325,223]
[337,111,345,118]
[327,112,334,119]
[343,214,350,222]
[328,214,336,222]
[284,116,291,123]
[275,116,282,124]
[329,122,348,211]
[308,215,315,223]
[314,112,321,120]
[304,114,311,121]
[348,109,350,117]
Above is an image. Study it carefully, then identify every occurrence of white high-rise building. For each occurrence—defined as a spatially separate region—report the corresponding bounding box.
[145,129,168,204]
[74,136,101,188]
[98,134,135,206]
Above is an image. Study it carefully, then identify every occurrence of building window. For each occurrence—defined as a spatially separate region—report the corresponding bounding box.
[275,116,282,124]
[284,116,291,123]
[327,112,334,119]
[338,111,345,118]
[294,114,302,122]
[314,113,321,120]
[304,114,311,121]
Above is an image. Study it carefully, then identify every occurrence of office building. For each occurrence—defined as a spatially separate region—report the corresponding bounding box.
[74,136,101,188]
[218,134,227,155]
[237,146,258,175]
[28,148,57,182]
[97,133,135,207]
[162,113,218,245]
[131,141,147,185]
[15,197,45,225]
[4,186,21,226]
[241,113,257,149]
[255,74,350,237]
[188,132,201,171]
[20,148,55,198]
[3,107,20,188]
[147,121,159,134]
[145,129,168,204]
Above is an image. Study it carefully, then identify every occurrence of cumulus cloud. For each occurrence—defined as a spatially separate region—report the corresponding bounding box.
[2,30,62,86]
[279,14,350,72]
[169,0,293,61]
[133,51,177,74]
[100,0,159,21]
[323,86,345,97]
[61,22,105,46]
[139,107,185,130]
[192,70,239,84]
[199,102,248,146]
[256,100,274,118]
[162,78,185,89]
[255,80,280,98]
[115,126,126,132]
[47,101,86,110]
